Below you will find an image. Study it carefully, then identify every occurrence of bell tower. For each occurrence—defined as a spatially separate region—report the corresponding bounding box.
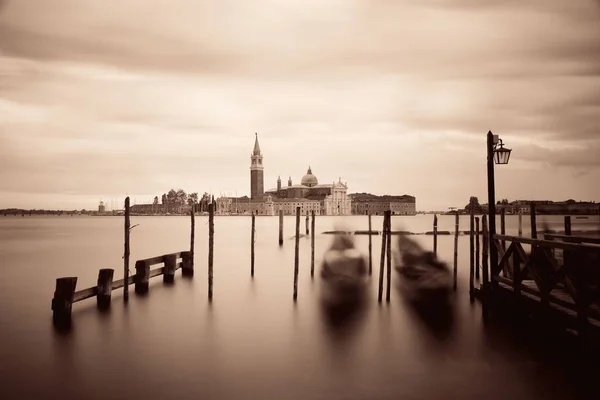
[250,133,264,199]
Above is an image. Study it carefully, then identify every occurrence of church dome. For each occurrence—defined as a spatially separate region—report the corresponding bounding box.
[301,166,319,187]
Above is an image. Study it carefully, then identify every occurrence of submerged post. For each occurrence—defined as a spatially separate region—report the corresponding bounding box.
[135,260,150,294]
[208,203,214,300]
[293,206,301,301]
[378,212,388,303]
[385,211,392,302]
[469,207,475,299]
[251,212,255,277]
[310,210,315,277]
[124,197,130,301]
[368,211,373,275]
[433,214,438,256]
[52,277,77,326]
[278,210,284,246]
[97,269,114,309]
[475,217,480,280]
[164,253,177,283]
[453,211,459,291]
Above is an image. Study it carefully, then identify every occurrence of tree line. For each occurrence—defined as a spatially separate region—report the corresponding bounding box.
[152,189,215,213]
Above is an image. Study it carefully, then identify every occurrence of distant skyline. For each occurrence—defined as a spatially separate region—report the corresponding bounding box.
[1,0,599,211]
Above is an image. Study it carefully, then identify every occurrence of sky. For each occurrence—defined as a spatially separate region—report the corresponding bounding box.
[1,0,599,211]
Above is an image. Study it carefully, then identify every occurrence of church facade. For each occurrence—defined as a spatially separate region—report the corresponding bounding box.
[215,134,352,216]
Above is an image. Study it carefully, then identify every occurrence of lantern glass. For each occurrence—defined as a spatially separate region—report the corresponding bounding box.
[494,147,511,165]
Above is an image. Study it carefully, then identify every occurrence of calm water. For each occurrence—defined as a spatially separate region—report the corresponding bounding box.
[1,214,599,399]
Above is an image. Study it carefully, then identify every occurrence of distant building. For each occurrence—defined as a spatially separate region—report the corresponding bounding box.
[350,193,416,216]
[98,201,106,213]
[497,200,600,215]
[216,134,352,216]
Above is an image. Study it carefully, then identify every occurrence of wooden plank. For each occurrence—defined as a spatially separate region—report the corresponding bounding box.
[545,234,600,245]
[149,267,165,279]
[73,287,97,303]
[494,234,600,253]
[113,275,135,290]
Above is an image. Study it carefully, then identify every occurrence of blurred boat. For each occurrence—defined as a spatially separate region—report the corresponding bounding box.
[394,236,453,304]
[320,234,368,308]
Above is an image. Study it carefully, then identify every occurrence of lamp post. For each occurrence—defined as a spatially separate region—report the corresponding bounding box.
[486,131,512,294]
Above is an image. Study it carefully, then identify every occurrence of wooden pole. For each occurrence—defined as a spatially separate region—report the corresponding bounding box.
[310,210,315,277]
[52,277,77,326]
[368,211,373,275]
[475,217,480,280]
[208,203,214,300]
[251,212,255,277]
[500,208,506,251]
[433,214,438,256]
[293,206,300,301]
[378,212,388,303]
[453,211,459,291]
[518,213,523,236]
[530,202,537,239]
[469,207,475,299]
[564,215,572,236]
[188,205,195,276]
[278,209,284,246]
[385,211,392,302]
[97,269,114,310]
[305,214,309,235]
[481,215,489,293]
[124,197,130,302]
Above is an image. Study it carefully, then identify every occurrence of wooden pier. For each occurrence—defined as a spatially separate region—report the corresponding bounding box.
[471,215,600,342]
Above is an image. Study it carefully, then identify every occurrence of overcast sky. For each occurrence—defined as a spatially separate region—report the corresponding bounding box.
[1,0,599,211]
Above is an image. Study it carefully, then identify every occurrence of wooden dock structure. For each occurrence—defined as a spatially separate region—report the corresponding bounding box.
[471,214,600,342]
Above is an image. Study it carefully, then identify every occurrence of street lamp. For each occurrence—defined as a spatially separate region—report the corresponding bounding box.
[485,131,511,295]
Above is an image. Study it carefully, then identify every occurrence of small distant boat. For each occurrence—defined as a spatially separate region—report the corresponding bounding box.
[320,235,368,308]
[576,216,589,220]
[394,236,453,304]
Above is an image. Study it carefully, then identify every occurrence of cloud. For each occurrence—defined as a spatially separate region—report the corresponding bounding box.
[0,0,599,209]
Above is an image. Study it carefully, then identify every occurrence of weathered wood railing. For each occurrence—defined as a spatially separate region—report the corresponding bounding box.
[52,251,192,325]
[488,233,600,336]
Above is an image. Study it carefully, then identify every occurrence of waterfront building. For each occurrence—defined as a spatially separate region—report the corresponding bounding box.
[349,193,416,216]
[98,201,106,214]
[216,134,352,216]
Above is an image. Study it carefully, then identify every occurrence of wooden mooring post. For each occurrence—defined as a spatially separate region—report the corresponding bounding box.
[500,208,506,251]
[135,260,150,294]
[453,211,459,291]
[475,217,480,280]
[208,203,214,300]
[293,206,300,301]
[305,214,309,236]
[433,214,438,256]
[481,215,489,293]
[278,210,284,246]
[52,277,77,326]
[124,197,130,301]
[368,211,373,275]
[310,210,315,278]
[183,205,195,277]
[378,211,389,303]
[469,207,475,299]
[385,210,392,302]
[163,253,177,283]
[530,202,537,239]
[518,213,523,236]
[564,215,572,236]
[97,269,114,309]
[251,212,256,277]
